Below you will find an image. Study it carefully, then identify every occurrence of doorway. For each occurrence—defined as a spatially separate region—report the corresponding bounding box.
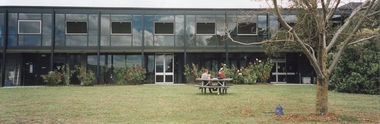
[155,53,174,84]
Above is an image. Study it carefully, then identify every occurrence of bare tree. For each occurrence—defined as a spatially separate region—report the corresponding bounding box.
[227,0,380,115]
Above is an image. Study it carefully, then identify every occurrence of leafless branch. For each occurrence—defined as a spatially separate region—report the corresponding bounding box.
[348,34,380,45]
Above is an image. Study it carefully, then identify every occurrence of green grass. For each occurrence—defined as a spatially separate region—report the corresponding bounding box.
[0,84,378,123]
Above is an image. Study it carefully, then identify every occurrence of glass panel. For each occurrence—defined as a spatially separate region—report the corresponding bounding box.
[258,15,267,35]
[19,35,41,46]
[66,14,87,20]
[185,15,195,35]
[111,35,132,46]
[89,36,98,46]
[42,14,52,46]
[19,20,41,34]
[196,15,215,22]
[196,23,215,34]
[155,15,174,21]
[101,36,110,46]
[66,36,87,46]
[156,75,163,82]
[55,14,65,46]
[155,54,164,73]
[154,22,174,34]
[147,55,154,73]
[144,15,154,46]
[165,75,173,82]
[66,22,87,34]
[112,22,131,34]
[154,35,174,46]
[19,13,41,20]
[269,15,279,35]
[132,15,142,46]
[101,15,110,46]
[175,15,184,35]
[126,55,142,66]
[8,13,18,46]
[175,35,185,46]
[165,54,173,72]
[88,14,98,37]
[111,15,132,21]
[196,35,214,46]
[113,55,126,68]
[216,15,225,35]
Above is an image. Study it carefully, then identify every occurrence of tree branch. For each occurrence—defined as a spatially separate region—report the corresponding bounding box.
[328,0,377,73]
[326,0,372,53]
[273,0,323,78]
[348,34,380,45]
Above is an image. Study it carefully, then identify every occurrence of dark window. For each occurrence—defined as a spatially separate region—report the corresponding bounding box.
[112,22,132,34]
[155,22,174,34]
[238,23,257,35]
[197,23,215,34]
[18,20,41,34]
[66,21,87,34]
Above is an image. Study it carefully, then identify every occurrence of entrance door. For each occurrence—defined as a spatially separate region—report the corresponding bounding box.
[155,53,174,84]
[271,59,287,83]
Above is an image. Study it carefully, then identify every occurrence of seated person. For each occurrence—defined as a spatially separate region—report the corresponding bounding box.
[201,69,213,93]
[213,68,227,91]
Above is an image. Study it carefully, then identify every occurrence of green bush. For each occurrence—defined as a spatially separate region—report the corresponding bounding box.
[113,65,147,85]
[40,70,63,86]
[184,63,203,83]
[329,40,380,94]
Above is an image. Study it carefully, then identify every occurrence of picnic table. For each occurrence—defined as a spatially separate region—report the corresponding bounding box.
[194,78,233,95]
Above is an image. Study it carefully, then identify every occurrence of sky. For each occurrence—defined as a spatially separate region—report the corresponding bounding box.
[0,0,366,8]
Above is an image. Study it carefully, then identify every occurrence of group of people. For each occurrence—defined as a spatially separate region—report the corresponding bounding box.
[201,68,226,93]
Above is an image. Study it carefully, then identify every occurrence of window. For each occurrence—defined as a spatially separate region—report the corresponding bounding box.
[18,20,41,34]
[154,22,174,34]
[112,22,132,34]
[196,22,215,34]
[66,21,87,34]
[238,23,257,35]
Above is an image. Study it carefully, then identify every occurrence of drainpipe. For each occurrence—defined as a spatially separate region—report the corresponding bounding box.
[50,9,55,71]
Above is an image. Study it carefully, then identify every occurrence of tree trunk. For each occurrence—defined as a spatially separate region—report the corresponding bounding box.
[316,73,329,115]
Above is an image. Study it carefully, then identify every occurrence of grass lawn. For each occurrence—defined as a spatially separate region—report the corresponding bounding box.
[0,84,378,123]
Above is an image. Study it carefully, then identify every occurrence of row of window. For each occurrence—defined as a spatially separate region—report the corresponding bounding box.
[19,20,258,35]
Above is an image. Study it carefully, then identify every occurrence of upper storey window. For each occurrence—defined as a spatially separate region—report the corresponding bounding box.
[111,21,132,34]
[154,22,174,34]
[196,22,215,34]
[18,20,41,34]
[66,21,87,34]
[238,23,257,35]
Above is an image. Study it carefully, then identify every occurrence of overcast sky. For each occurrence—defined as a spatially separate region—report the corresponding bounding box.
[0,0,366,8]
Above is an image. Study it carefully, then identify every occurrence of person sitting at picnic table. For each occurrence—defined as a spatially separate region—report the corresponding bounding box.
[201,69,213,93]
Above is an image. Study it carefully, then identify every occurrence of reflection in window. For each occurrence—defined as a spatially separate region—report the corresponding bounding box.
[154,22,174,34]
[111,22,132,34]
[18,20,41,34]
[238,23,257,35]
[66,21,87,34]
[196,23,215,34]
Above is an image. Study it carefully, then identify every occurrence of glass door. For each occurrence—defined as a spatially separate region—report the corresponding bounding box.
[155,53,174,84]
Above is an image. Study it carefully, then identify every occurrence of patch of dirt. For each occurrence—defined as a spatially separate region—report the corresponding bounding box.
[273,113,379,123]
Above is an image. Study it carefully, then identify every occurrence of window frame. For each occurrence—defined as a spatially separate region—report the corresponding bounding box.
[196,22,216,35]
[237,22,257,35]
[18,20,42,34]
[111,21,132,35]
[154,22,174,35]
[66,21,88,34]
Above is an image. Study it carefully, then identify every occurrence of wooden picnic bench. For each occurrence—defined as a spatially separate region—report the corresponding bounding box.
[194,78,233,95]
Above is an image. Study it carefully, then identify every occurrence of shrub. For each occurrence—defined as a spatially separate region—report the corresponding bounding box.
[113,65,146,85]
[76,66,97,86]
[328,40,380,94]
[61,64,77,86]
[40,70,63,86]
[184,63,203,83]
